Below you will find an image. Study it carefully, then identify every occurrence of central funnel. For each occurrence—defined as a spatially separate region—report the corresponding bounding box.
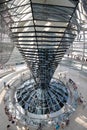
[15,0,79,116]
[15,1,79,89]
[36,48,57,89]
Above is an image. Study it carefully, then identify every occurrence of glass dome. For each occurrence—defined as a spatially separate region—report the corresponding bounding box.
[16,78,69,115]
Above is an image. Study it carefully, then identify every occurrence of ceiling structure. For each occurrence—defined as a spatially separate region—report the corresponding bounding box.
[1,0,87,127]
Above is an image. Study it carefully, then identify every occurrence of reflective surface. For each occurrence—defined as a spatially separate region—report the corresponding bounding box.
[16,78,69,114]
[4,70,78,127]
[0,0,79,88]
[0,14,14,65]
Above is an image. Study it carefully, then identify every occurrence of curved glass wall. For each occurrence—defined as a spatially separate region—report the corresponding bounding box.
[62,30,87,73]
[0,14,14,65]
[61,1,87,73]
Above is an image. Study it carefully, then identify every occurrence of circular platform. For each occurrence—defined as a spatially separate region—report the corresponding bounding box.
[4,72,78,127]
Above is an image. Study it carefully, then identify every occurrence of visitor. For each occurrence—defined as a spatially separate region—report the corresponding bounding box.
[12,120,15,124]
[37,123,42,130]
[82,101,87,109]
[8,114,12,121]
[4,107,9,115]
[66,118,70,126]
[47,114,50,118]
[55,123,60,130]
[7,125,11,130]
[61,122,66,129]
[7,84,11,89]
[13,97,16,104]
[78,93,83,104]
[24,125,28,130]
[4,81,6,88]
